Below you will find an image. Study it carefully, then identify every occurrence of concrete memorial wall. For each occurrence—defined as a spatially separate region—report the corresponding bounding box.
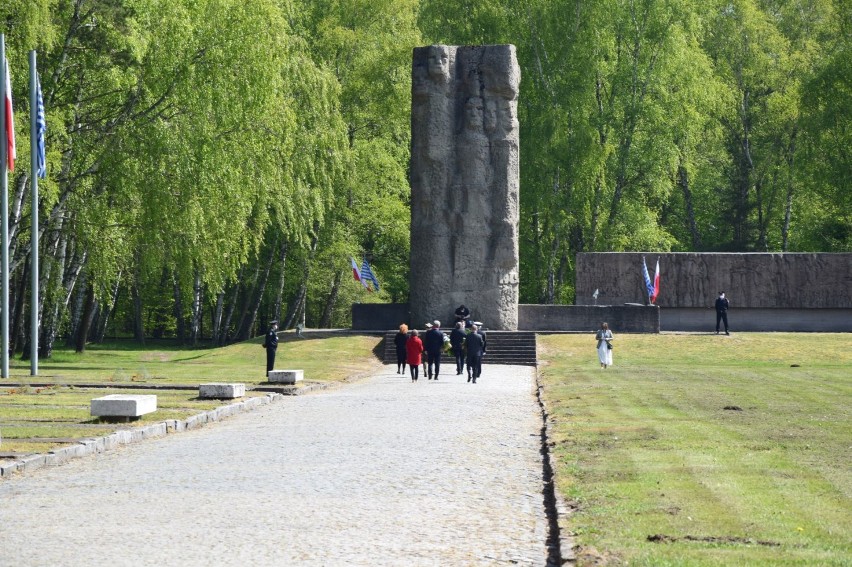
[575,253,852,331]
[408,45,521,330]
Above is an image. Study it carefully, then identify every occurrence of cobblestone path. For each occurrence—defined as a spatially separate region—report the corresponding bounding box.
[0,365,549,566]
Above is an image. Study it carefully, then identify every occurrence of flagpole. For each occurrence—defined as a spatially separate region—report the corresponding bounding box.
[1,34,9,378]
[29,50,38,375]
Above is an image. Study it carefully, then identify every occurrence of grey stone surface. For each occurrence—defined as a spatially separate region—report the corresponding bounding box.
[268,369,304,384]
[410,45,521,330]
[519,304,659,332]
[0,366,549,565]
[352,303,411,330]
[90,394,157,417]
[199,383,245,399]
[575,252,852,308]
[575,252,852,331]
[660,307,852,332]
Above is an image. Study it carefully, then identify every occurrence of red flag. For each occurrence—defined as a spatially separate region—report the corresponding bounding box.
[651,259,660,304]
[3,57,14,171]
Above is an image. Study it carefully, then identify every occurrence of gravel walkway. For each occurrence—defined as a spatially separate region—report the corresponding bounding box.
[0,365,550,566]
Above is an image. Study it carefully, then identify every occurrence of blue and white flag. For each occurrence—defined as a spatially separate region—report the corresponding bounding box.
[35,74,46,179]
[641,256,654,301]
[360,258,380,292]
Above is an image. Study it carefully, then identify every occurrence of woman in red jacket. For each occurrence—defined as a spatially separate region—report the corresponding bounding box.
[405,329,424,382]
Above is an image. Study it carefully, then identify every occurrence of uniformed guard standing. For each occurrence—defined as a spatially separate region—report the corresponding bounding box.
[263,320,279,376]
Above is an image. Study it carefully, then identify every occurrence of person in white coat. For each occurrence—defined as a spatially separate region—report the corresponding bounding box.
[595,322,614,369]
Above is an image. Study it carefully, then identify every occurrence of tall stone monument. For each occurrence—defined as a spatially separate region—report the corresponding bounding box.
[409,45,521,330]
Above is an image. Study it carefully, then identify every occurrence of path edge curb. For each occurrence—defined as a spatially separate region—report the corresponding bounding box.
[536,369,577,565]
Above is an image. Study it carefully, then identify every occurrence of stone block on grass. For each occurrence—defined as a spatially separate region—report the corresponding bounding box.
[268,370,304,384]
[90,394,157,419]
[199,383,245,399]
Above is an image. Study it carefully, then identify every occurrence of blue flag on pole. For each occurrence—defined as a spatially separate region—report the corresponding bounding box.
[35,74,46,179]
[641,256,654,301]
[360,258,380,292]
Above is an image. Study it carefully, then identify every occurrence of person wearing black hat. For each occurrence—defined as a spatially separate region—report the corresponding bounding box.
[263,320,279,376]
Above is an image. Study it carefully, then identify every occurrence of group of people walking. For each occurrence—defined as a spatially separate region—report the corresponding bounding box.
[394,318,487,383]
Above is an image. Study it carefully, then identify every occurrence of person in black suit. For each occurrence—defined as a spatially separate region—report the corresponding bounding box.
[465,324,486,383]
[715,291,730,335]
[423,320,445,380]
[262,320,279,376]
[449,322,467,375]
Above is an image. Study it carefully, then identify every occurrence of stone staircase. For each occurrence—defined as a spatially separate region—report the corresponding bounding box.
[382,330,537,366]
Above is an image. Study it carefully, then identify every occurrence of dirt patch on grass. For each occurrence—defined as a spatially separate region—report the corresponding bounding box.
[572,545,620,565]
[647,534,782,547]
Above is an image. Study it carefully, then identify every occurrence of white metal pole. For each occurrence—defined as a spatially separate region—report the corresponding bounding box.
[1,35,9,379]
[30,50,38,375]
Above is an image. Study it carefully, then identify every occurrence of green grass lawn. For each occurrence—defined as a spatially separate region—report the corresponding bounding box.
[538,332,851,566]
[1,333,383,456]
[5,332,381,385]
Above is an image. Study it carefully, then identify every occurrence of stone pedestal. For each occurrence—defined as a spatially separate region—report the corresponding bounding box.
[199,383,245,399]
[268,370,304,385]
[409,44,521,330]
[91,394,157,418]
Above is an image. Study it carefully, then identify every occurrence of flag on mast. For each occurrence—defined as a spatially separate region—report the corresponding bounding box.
[651,258,660,304]
[3,57,14,171]
[360,258,380,292]
[350,257,362,284]
[35,73,45,178]
[641,256,654,303]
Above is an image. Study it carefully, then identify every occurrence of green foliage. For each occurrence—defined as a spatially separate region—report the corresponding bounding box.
[1,0,847,343]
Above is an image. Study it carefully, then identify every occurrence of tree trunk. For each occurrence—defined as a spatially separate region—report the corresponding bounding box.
[284,231,319,329]
[781,134,797,252]
[220,265,244,344]
[95,274,122,343]
[212,291,224,346]
[190,270,203,346]
[272,239,288,324]
[131,273,145,345]
[173,276,185,342]
[319,269,343,328]
[677,161,702,249]
[66,269,87,347]
[238,241,277,341]
[10,257,29,355]
[8,174,29,272]
[40,228,72,359]
[75,283,96,353]
[233,260,263,341]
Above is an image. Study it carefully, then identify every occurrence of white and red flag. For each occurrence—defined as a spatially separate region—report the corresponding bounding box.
[651,258,660,304]
[351,257,363,283]
[3,57,15,171]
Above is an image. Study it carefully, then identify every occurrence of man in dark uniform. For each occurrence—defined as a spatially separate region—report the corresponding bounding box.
[454,304,471,328]
[263,320,279,376]
[449,322,466,375]
[423,320,445,380]
[715,292,730,335]
[465,324,486,383]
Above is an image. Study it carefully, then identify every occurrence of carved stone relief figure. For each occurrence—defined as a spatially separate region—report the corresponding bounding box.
[410,45,520,329]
